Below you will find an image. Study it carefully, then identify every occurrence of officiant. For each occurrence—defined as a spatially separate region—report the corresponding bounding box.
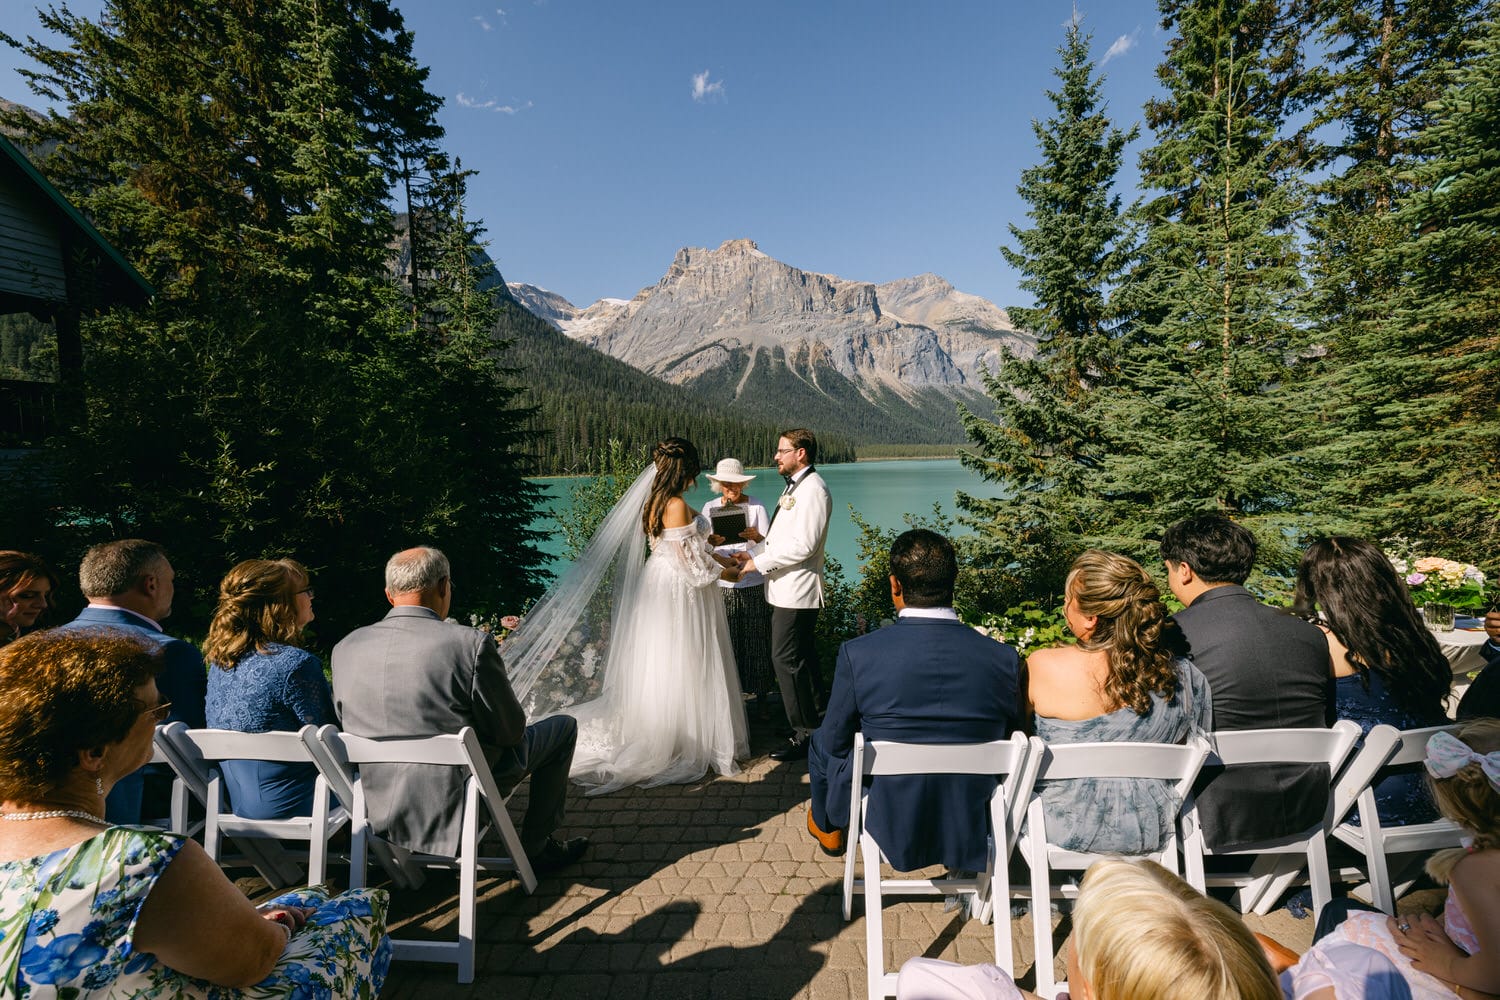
[704,458,776,717]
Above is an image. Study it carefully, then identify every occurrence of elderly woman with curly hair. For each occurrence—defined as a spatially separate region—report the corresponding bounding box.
[203,558,336,820]
[0,628,390,998]
[1025,549,1213,853]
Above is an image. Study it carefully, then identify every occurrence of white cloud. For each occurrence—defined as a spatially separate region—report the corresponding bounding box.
[691,70,725,103]
[473,14,492,30]
[456,92,532,114]
[1101,29,1139,64]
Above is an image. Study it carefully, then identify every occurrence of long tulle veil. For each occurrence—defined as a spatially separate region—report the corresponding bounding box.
[504,465,654,720]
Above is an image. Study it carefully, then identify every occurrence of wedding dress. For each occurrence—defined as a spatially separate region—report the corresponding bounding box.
[503,467,749,794]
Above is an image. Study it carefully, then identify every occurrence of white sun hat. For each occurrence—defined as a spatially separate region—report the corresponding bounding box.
[707,457,755,491]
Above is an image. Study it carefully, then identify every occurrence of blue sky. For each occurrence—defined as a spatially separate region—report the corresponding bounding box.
[1,1,1169,312]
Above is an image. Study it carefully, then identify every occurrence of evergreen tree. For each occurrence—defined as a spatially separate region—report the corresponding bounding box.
[1098,0,1312,574]
[957,18,1136,600]
[1287,0,1490,543]
[1,0,550,638]
[1317,14,1500,560]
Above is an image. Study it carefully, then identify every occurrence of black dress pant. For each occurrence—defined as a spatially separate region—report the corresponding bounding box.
[770,605,822,735]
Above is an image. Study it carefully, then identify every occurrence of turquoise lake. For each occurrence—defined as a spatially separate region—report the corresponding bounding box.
[530,458,1009,574]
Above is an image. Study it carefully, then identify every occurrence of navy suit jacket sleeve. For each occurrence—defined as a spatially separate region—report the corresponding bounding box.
[158,637,207,729]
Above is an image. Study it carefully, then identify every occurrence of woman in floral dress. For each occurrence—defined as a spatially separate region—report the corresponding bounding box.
[0,628,390,998]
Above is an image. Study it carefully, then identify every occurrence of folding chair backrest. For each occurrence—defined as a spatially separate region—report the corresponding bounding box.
[1330,724,1403,826]
[1210,720,1362,774]
[1036,736,1210,802]
[329,728,512,835]
[319,726,534,983]
[181,727,320,766]
[848,732,1035,998]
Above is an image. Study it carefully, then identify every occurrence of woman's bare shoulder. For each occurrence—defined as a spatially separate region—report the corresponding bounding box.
[661,496,694,528]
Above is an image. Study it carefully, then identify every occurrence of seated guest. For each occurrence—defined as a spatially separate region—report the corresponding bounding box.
[1026,549,1212,853]
[0,629,390,998]
[0,550,59,645]
[806,529,1023,870]
[54,539,206,824]
[332,546,588,873]
[1161,514,1333,849]
[895,858,1281,1000]
[1456,607,1500,720]
[1293,537,1452,825]
[204,558,336,819]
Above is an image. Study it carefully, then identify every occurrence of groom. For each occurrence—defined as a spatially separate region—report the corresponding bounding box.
[740,428,831,761]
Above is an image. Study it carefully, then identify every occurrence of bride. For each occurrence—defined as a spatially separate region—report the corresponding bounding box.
[504,437,749,793]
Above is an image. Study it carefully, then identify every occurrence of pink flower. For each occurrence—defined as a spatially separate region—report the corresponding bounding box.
[1406,572,1427,586]
[500,615,521,630]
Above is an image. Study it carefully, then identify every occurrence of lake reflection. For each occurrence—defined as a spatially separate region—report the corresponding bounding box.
[530,458,1009,574]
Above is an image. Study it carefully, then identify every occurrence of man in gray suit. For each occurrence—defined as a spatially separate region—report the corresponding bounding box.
[1162,515,1334,848]
[332,546,587,872]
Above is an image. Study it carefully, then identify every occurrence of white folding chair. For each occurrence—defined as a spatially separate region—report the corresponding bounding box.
[299,727,425,892]
[1181,721,1362,916]
[152,722,307,888]
[315,726,537,984]
[1021,736,1211,1000]
[157,724,350,887]
[840,733,1036,1000]
[1331,723,1465,913]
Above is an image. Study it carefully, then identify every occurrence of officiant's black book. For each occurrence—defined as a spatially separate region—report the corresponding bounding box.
[710,505,747,540]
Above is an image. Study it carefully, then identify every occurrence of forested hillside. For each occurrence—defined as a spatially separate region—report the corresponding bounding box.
[495,301,856,473]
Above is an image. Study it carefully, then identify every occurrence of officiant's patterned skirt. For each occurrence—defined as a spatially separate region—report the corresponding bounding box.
[724,583,775,698]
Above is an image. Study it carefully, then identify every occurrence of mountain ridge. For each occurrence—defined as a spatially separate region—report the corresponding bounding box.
[507,239,1028,444]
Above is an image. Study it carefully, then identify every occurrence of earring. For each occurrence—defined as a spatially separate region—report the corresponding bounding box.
[95,776,105,798]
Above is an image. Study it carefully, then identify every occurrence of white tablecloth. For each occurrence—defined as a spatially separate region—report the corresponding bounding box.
[1440,627,1491,714]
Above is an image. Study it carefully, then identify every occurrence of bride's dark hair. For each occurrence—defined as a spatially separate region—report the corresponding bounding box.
[642,437,702,537]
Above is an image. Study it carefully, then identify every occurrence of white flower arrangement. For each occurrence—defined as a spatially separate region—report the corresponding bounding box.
[777,494,797,511]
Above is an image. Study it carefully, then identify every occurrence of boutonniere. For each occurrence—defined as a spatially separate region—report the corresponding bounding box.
[777,494,797,511]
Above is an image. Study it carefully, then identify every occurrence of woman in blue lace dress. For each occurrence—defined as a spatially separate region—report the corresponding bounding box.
[1293,537,1453,826]
[204,559,336,819]
[1026,550,1212,853]
[0,629,389,998]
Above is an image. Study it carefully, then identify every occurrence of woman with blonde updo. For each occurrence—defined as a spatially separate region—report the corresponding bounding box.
[1025,550,1212,852]
[203,558,335,819]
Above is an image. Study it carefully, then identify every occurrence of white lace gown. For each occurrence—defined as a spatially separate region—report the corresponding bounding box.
[567,515,749,793]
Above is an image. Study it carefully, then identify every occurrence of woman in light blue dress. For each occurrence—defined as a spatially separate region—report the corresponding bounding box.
[0,629,388,999]
[1025,549,1212,854]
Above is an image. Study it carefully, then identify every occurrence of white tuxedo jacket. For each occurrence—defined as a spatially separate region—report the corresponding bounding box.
[752,469,831,609]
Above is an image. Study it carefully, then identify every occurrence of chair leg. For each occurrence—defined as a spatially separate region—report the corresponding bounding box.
[1367,841,1395,915]
[862,834,886,999]
[1251,858,1305,917]
[458,780,479,985]
[843,837,858,922]
[309,782,330,887]
[1308,837,1332,918]
[1029,834,1054,999]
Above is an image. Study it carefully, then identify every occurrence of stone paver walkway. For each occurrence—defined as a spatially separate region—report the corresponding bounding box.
[231,717,1318,999]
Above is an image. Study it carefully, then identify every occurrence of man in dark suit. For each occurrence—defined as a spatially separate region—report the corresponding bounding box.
[806,529,1023,872]
[332,546,586,872]
[54,538,207,823]
[1162,514,1334,848]
[1456,607,1500,719]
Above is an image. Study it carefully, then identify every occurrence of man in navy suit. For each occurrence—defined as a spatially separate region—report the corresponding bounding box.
[806,529,1023,872]
[56,538,207,822]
